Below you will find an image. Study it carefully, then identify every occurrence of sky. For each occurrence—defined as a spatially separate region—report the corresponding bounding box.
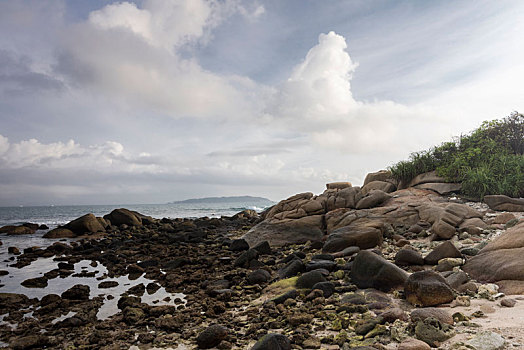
[0,0,523,206]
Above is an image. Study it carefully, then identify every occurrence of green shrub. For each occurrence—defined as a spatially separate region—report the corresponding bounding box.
[388,112,524,200]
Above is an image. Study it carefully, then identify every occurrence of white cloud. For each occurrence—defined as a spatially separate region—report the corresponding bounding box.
[268,31,451,154]
[88,0,220,50]
[0,135,9,155]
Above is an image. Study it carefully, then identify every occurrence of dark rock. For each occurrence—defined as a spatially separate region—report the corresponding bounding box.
[332,246,360,258]
[251,333,291,350]
[247,269,271,285]
[411,308,454,325]
[57,262,74,270]
[137,259,159,268]
[127,264,145,275]
[40,294,61,306]
[123,306,146,325]
[424,241,462,265]
[10,335,49,350]
[484,195,524,212]
[0,225,36,235]
[350,251,408,292]
[445,271,469,289]
[234,249,259,267]
[61,284,90,301]
[405,270,454,307]
[305,259,337,271]
[0,270,8,276]
[253,241,272,255]
[295,270,326,289]
[43,227,76,238]
[196,324,228,349]
[271,289,298,304]
[323,226,382,253]
[21,276,48,288]
[380,308,409,323]
[311,254,334,261]
[230,239,250,251]
[243,215,324,247]
[165,257,190,269]
[65,213,105,234]
[356,190,392,209]
[395,248,424,266]
[8,246,21,255]
[311,281,335,298]
[414,317,455,347]
[103,208,143,226]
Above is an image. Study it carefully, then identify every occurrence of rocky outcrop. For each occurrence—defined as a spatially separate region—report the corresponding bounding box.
[463,221,524,292]
[484,195,524,212]
[243,215,324,247]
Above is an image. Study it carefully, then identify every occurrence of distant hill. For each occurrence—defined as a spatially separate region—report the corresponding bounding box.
[169,196,274,204]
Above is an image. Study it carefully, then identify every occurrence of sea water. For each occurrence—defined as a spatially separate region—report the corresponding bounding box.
[0,199,274,228]
[0,198,273,322]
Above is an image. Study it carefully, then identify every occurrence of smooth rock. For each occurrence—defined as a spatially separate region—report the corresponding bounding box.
[405,270,454,306]
[247,269,271,285]
[398,337,431,350]
[196,324,228,349]
[350,250,408,292]
[295,270,326,289]
[466,331,505,350]
[322,226,382,253]
[356,190,392,209]
[65,213,105,234]
[411,308,454,325]
[484,195,524,212]
[251,333,291,350]
[424,241,462,265]
[229,239,250,251]
[43,227,76,238]
[395,248,424,266]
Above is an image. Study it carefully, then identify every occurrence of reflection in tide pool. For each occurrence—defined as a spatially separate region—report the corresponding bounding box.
[0,256,186,320]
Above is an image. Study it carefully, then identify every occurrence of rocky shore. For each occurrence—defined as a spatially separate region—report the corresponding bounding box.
[1,170,524,350]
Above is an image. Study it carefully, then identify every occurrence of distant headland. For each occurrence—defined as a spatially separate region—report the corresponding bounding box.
[168,196,274,204]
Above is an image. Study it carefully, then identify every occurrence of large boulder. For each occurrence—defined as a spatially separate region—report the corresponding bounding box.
[424,241,462,265]
[361,181,396,196]
[104,208,143,226]
[251,334,291,350]
[356,190,392,209]
[463,221,524,290]
[325,186,361,211]
[350,251,408,292]
[363,170,396,187]
[484,195,524,212]
[65,213,105,234]
[407,171,447,188]
[242,215,324,247]
[322,225,382,253]
[404,270,454,307]
[43,227,76,238]
[326,182,351,190]
[414,183,462,195]
[0,225,36,235]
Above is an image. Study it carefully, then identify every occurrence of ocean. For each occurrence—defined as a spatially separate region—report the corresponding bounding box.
[0,199,275,229]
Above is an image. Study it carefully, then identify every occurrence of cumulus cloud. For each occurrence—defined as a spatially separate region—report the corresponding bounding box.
[269,31,450,154]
